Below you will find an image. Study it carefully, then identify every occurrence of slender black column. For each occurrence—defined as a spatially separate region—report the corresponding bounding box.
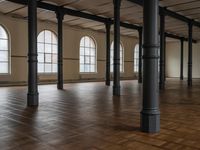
[159,10,165,90]
[141,0,160,133]
[27,0,39,106]
[138,28,143,83]
[105,22,111,86]
[56,9,64,90]
[113,0,121,96]
[180,38,184,80]
[164,34,166,81]
[188,21,193,87]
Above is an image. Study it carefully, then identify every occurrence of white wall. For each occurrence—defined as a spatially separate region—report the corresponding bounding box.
[0,14,139,85]
[166,41,200,78]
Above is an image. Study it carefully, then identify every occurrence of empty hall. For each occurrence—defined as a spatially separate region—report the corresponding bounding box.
[0,0,200,149]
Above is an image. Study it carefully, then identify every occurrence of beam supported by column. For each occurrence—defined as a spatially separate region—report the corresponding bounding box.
[138,28,143,83]
[105,21,111,86]
[113,0,121,96]
[27,0,39,106]
[141,0,160,133]
[159,10,165,90]
[56,9,64,90]
[188,21,193,87]
[180,38,184,80]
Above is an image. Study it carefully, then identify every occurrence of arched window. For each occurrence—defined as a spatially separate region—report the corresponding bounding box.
[110,41,124,72]
[0,25,10,74]
[37,30,57,73]
[134,44,139,72]
[79,36,96,73]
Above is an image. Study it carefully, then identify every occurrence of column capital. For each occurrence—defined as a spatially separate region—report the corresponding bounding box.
[56,7,64,20]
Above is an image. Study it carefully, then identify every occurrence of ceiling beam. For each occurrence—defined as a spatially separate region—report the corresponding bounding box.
[127,0,200,28]
[165,32,197,43]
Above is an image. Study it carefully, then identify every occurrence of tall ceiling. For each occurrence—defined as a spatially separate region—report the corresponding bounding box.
[0,0,200,41]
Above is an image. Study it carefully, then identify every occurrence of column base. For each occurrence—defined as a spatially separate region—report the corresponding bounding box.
[159,83,165,90]
[140,109,160,133]
[113,85,120,96]
[57,83,63,90]
[27,92,39,106]
[188,80,192,87]
[106,81,110,86]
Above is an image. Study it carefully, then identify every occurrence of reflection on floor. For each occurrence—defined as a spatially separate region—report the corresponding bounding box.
[0,79,200,150]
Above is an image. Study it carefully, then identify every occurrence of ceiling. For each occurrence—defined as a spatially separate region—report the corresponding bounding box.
[0,0,200,41]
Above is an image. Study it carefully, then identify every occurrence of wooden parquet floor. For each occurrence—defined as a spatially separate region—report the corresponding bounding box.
[0,79,200,150]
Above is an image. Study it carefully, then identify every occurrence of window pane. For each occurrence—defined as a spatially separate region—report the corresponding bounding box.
[44,30,52,43]
[0,26,7,39]
[38,63,44,73]
[85,56,90,64]
[45,43,52,53]
[85,65,90,72]
[91,48,95,56]
[0,51,8,61]
[52,44,57,54]
[0,39,8,50]
[85,36,90,47]
[38,32,44,43]
[38,43,44,53]
[38,53,44,63]
[0,62,8,73]
[80,39,84,47]
[52,54,57,64]
[53,64,57,73]
[80,47,84,55]
[80,56,84,64]
[45,54,52,63]
[80,65,84,72]
[91,57,95,65]
[45,64,51,73]
[90,65,95,72]
[52,34,57,44]
[85,47,90,55]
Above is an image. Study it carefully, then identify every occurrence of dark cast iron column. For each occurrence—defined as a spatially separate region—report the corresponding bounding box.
[56,9,64,90]
[27,0,39,106]
[113,0,121,96]
[138,28,143,83]
[159,10,165,90]
[180,38,184,80]
[141,0,160,133]
[164,34,166,81]
[188,21,193,87]
[105,21,111,86]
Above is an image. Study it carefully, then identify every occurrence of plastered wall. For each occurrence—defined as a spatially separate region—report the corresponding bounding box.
[0,14,139,85]
[166,41,200,78]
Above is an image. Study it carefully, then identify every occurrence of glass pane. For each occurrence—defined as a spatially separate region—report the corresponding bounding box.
[85,56,90,64]
[38,43,44,53]
[45,64,52,73]
[38,63,44,73]
[80,56,84,64]
[53,64,57,73]
[45,54,52,63]
[52,34,57,44]
[91,57,95,65]
[0,39,8,50]
[111,42,114,50]
[52,44,57,54]
[90,40,95,48]
[44,30,52,43]
[52,54,57,64]
[80,47,84,55]
[85,36,90,47]
[45,43,52,53]
[38,32,44,43]
[90,48,95,56]
[85,48,90,55]
[0,62,8,73]
[0,51,8,61]
[85,65,90,72]
[80,64,84,72]
[0,26,8,39]
[90,65,95,72]
[80,38,84,47]
[38,53,44,63]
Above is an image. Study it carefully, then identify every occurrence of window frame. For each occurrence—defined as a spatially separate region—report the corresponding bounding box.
[79,35,97,74]
[37,29,58,75]
[0,24,11,75]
